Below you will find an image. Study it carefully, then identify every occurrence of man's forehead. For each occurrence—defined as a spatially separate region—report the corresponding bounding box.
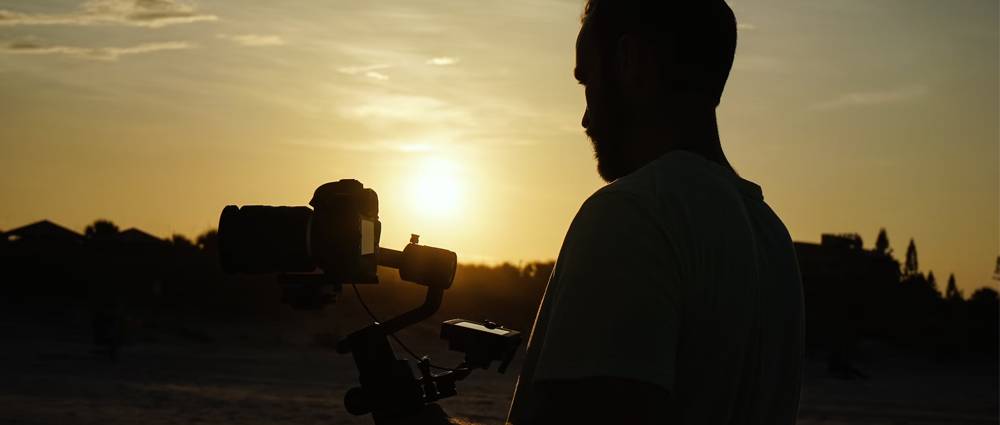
[575,21,597,69]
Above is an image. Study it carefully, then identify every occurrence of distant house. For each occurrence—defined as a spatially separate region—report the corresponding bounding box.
[819,233,865,251]
[795,234,893,294]
[108,228,169,246]
[794,233,902,348]
[4,220,84,245]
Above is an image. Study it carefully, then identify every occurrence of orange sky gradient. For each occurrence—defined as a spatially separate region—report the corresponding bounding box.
[1,0,997,294]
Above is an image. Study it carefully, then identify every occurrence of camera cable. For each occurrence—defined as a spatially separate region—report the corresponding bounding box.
[351,284,471,372]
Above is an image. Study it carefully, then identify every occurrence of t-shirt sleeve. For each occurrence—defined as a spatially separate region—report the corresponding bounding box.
[531,190,683,393]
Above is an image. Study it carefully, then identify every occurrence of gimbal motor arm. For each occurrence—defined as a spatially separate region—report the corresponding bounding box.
[332,241,521,422]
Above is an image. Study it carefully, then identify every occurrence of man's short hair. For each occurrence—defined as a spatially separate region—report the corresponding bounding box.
[582,0,738,106]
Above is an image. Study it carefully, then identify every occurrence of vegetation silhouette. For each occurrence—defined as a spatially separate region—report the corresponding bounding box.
[84,219,120,240]
[945,273,963,302]
[874,228,891,255]
[993,256,1000,281]
[0,219,996,367]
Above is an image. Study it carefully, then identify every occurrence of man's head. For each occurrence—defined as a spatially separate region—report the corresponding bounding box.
[576,0,738,182]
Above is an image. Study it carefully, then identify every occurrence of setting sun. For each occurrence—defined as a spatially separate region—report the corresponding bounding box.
[410,158,462,217]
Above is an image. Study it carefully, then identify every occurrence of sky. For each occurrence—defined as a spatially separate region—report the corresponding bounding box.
[0,0,997,294]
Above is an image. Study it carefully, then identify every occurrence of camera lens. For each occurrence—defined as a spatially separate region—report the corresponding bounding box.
[218,205,315,274]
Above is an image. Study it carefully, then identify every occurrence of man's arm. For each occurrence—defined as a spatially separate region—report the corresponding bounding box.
[451,191,679,425]
[512,190,680,425]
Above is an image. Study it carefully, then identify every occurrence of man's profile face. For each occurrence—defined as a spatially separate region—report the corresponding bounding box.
[576,22,629,183]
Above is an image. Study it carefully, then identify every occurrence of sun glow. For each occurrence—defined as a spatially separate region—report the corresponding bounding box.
[410,158,462,217]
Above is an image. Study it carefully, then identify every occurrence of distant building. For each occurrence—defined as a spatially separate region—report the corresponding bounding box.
[796,234,883,278]
[795,233,901,349]
[819,233,865,251]
[4,220,84,245]
[108,228,169,246]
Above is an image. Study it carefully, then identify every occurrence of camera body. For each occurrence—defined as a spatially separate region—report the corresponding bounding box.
[309,179,381,282]
[219,179,380,280]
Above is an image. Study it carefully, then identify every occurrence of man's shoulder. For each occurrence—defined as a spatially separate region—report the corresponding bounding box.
[589,150,744,210]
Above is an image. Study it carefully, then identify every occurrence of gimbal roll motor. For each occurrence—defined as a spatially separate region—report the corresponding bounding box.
[218,179,523,422]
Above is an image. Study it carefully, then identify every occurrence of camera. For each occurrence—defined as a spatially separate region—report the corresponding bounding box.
[217,179,522,422]
[218,178,381,277]
[219,179,458,309]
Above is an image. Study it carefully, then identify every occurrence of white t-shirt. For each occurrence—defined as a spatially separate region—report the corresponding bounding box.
[507,151,804,425]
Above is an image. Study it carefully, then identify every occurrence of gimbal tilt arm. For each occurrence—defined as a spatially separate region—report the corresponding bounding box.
[334,242,461,422]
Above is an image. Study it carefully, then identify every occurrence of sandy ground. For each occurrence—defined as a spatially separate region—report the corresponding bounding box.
[0,317,996,425]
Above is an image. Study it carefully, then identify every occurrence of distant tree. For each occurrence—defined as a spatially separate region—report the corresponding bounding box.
[945,273,963,301]
[85,219,119,240]
[993,256,1000,281]
[196,230,218,252]
[970,287,998,302]
[967,286,1000,326]
[899,240,939,301]
[875,228,891,255]
[903,239,919,277]
[195,230,220,266]
[171,234,196,250]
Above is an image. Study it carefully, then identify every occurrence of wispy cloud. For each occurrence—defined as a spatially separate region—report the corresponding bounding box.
[337,64,389,74]
[0,0,217,28]
[283,138,439,153]
[337,64,392,80]
[0,41,193,61]
[427,56,459,65]
[337,93,476,136]
[218,34,284,47]
[812,85,930,109]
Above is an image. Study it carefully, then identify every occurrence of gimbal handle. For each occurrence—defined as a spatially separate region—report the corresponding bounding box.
[334,285,444,354]
[335,242,455,352]
[333,242,457,421]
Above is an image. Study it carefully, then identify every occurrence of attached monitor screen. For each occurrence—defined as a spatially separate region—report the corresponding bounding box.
[454,321,511,336]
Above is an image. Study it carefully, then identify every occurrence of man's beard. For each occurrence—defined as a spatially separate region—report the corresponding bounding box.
[586,85,631,183]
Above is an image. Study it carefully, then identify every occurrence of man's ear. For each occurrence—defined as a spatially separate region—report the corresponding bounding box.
[615,34,656,101]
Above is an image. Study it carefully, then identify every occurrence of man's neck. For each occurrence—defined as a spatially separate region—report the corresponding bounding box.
[626,110,735,174]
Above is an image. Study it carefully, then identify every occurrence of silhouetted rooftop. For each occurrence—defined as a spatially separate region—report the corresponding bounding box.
[5,220,83,243]
[110,228,168,245]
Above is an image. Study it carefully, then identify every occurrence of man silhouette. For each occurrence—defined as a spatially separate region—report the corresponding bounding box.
[397,0,804,424]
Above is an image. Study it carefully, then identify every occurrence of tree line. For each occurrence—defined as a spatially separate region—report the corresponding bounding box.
[1,219,996,360]
[802,227,998,364]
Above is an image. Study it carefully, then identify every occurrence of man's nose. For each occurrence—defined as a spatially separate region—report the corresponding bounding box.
[582,108,590,129]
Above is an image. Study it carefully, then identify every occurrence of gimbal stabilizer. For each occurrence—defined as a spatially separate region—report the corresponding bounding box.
[218,180,523,423]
